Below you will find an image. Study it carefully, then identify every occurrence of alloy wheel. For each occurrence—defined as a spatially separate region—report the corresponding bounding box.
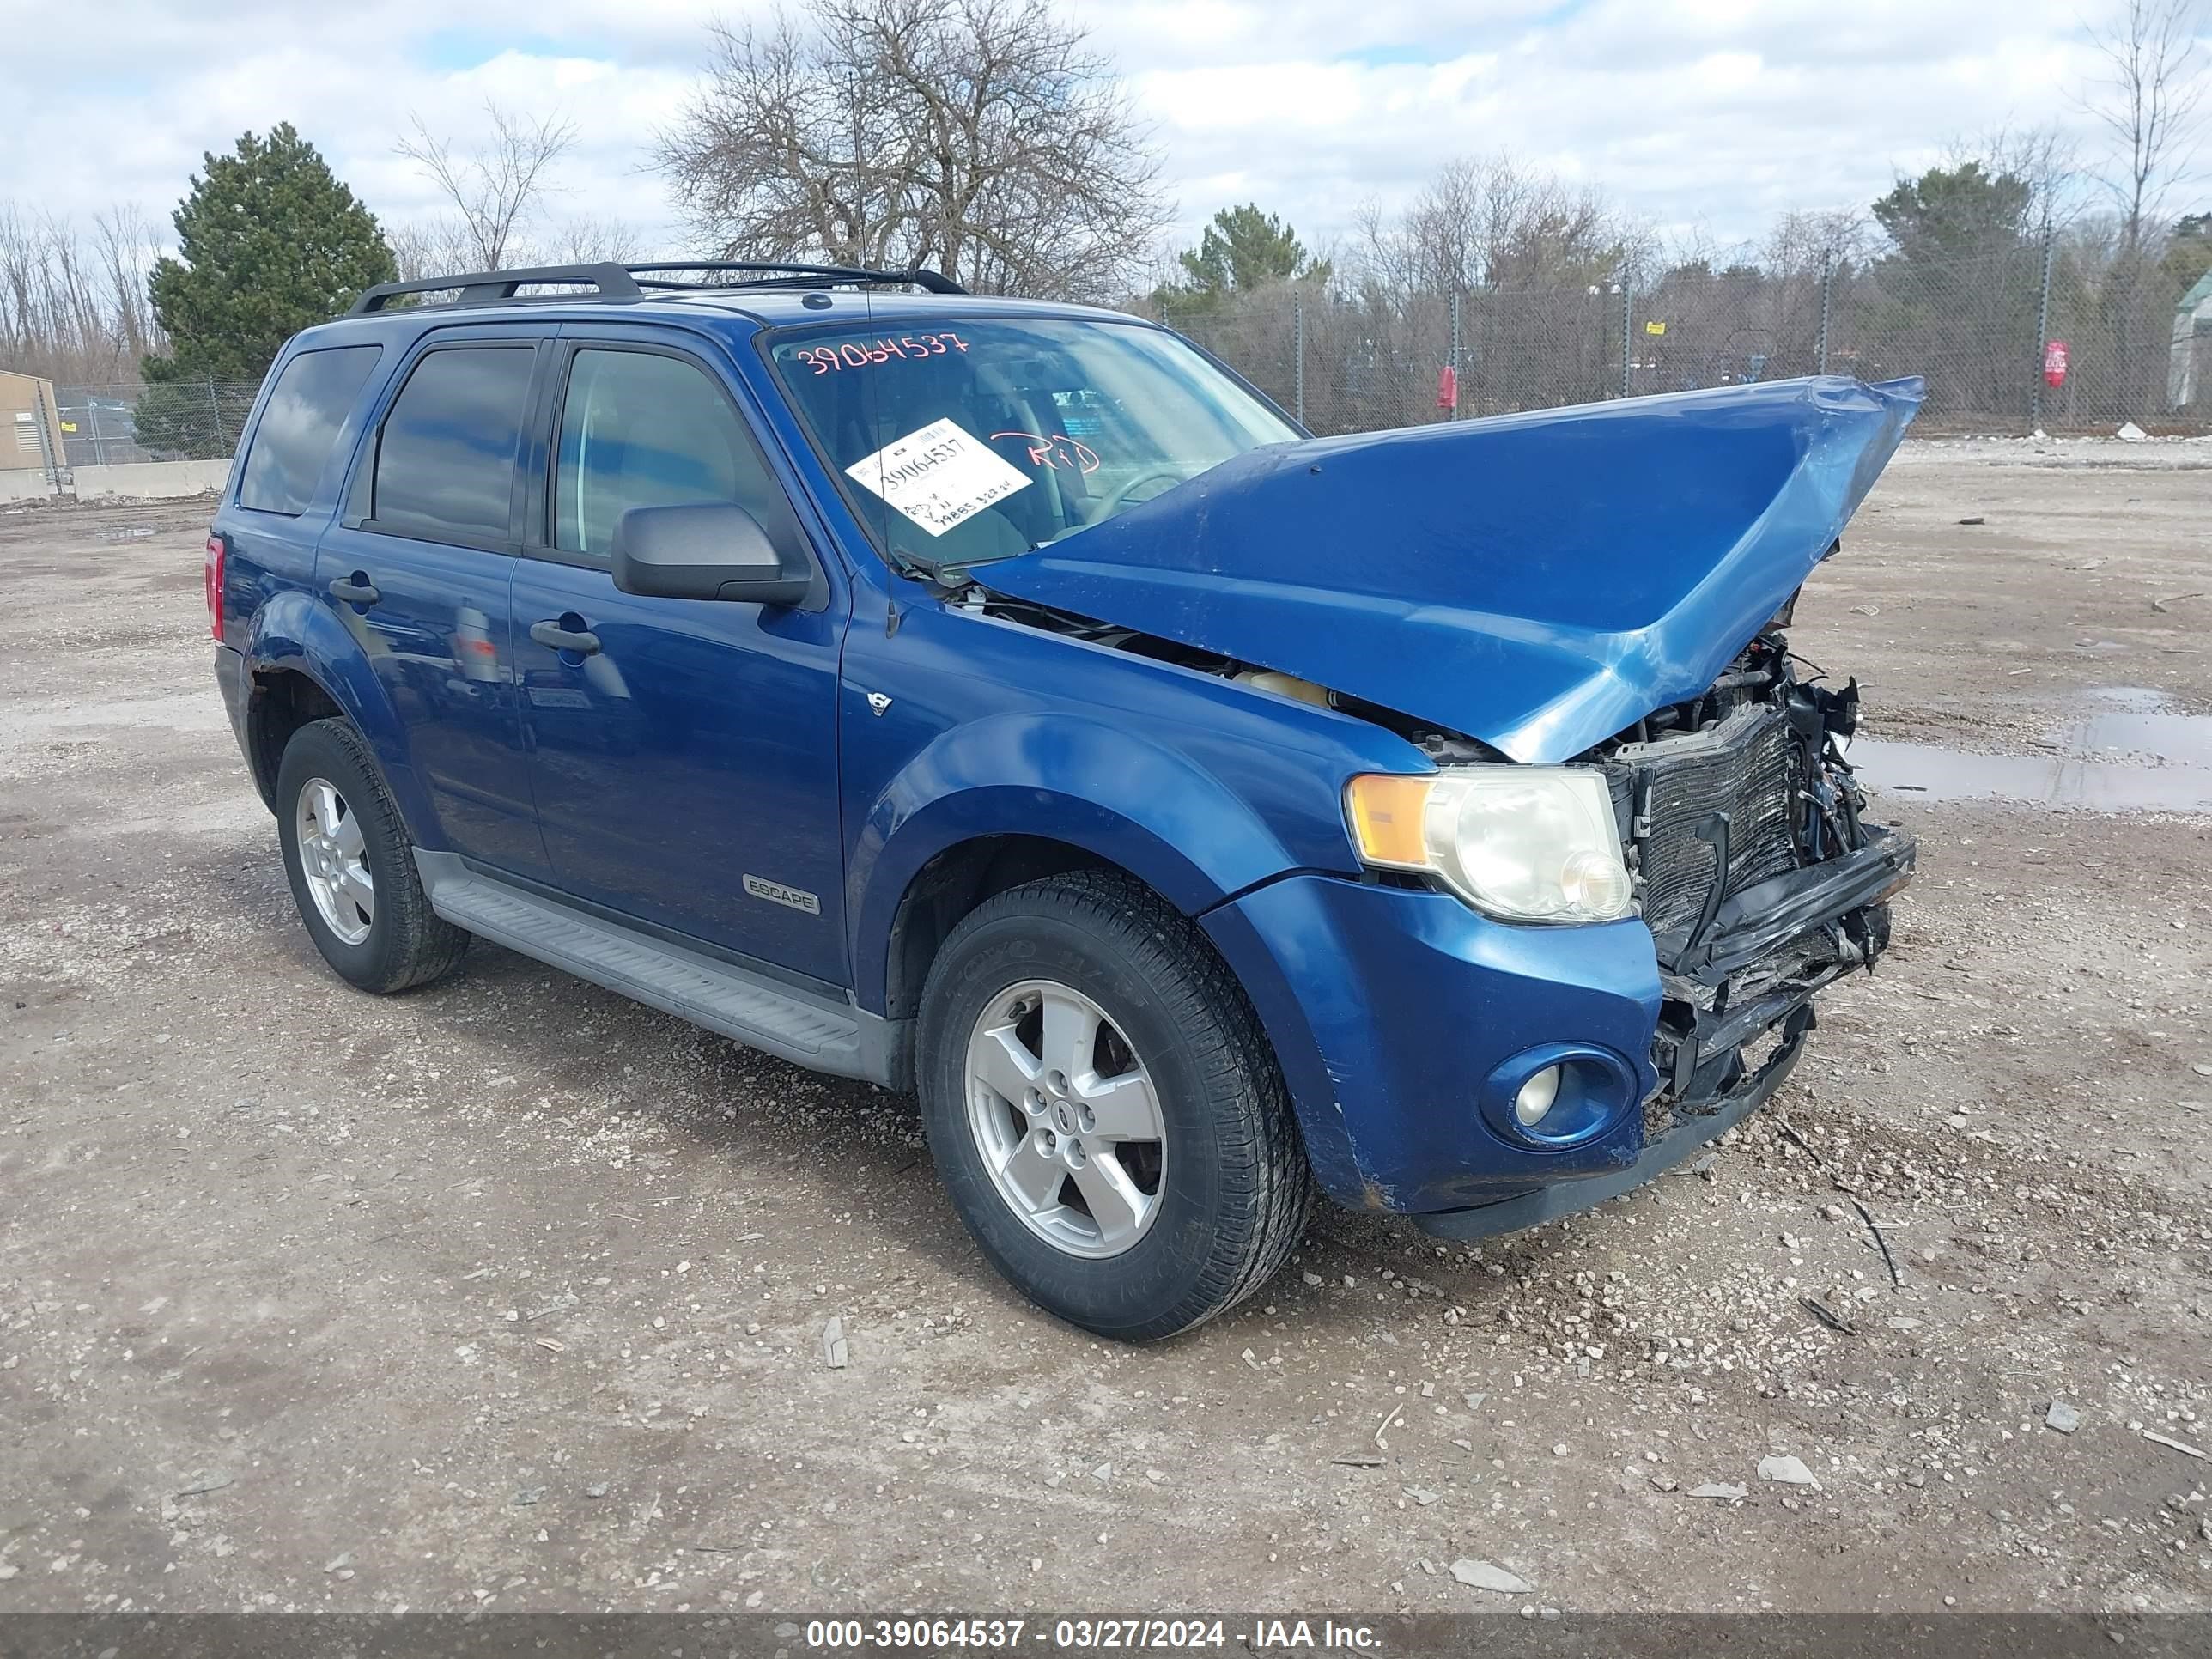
[963,980,1168,1258]
[295,776,374,946]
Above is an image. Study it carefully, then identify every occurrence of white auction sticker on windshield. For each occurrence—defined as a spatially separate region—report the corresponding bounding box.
[845,418,1031,538]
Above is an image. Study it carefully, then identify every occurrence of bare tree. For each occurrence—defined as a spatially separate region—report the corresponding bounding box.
[653,0,1168,301]
[383,218,478,283]
[1356,158,1482,295]
[544,216,645,266]
[397,100,580,271]
[91,206,163,367]
[389,210,642,283]
[659,15,901,271]
[1761,209,1874,277]
[1935,123,2084,237]
[1353,154,1632,298]
[0,201,167,384]
[2067,2,2207,415]
[2081,0,2207,249]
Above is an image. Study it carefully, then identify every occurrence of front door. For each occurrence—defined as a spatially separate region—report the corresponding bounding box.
[508,332,848,987]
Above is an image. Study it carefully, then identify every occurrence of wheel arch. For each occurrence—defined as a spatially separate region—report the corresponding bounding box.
[241,665,345,811]
[882,832,1127,1024]
[849,715,1310,1023]
[240,590,435,842]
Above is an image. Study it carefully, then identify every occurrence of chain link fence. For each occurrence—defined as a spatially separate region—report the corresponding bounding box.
[34,235,2212,480]
[1182,234,2212,438]
[51,377,259,467]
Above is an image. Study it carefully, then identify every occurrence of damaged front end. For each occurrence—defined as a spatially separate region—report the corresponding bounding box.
[971,572,1916,1232]
[1381,623,1916,1240]
[1589,619,1916,1139]
[956,374,1926,1229]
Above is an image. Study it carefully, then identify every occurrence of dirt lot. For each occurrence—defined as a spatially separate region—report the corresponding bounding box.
[3,438,2210,1619]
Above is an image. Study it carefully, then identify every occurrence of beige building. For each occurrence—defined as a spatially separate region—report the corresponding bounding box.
[1,368,68,478]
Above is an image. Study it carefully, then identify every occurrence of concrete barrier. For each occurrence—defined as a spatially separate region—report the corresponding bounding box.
[1,457,234,505]
[75,459,234,500]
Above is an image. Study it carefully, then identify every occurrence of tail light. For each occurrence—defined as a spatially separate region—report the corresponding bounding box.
[204,532,225,641]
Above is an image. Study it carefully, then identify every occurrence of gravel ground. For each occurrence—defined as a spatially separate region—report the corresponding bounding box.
[2,439,2209,1618]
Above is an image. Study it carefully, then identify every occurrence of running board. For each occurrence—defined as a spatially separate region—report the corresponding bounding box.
[415,853,903,1085]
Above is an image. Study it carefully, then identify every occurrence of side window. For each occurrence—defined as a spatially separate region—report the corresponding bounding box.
[237,345,382,515]
[554,349,795,560]
[370,346,534,544]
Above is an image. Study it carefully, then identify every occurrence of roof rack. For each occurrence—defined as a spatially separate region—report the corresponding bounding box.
[628,260,966,295]
[347,259,965,315]
[349,263,642,314]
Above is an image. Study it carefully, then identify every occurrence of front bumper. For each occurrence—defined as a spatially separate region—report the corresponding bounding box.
[1201,876,1665,1214]
[1201,830,1910,1221]
[1651,827,1912,1103]
[1414,1004,1811,1240]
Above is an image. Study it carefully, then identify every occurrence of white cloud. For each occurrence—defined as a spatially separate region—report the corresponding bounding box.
[0,0,2195,272]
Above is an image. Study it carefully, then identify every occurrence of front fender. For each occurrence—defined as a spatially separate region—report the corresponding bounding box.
[241,588,440,846]
[848,712,1304,1015]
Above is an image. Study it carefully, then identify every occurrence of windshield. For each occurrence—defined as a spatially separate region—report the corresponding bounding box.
[767,317,1298,570]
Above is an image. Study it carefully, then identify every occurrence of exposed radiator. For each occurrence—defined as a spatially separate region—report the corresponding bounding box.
[1627,703,1801,933]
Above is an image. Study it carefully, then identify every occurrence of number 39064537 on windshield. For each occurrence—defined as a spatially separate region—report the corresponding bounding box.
[796,333,969,374]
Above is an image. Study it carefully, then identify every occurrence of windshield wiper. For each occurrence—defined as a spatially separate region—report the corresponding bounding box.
[886,540,1004,591]
[883,540,939,582]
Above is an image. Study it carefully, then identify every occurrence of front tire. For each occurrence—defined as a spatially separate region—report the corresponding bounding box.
[916,871,1313,1340]
[276,718,468,994]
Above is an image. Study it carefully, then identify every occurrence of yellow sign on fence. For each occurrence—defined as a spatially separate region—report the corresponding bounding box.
[1644,320,1667,337]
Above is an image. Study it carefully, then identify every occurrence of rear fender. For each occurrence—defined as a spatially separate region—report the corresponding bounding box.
[240,588,439,846]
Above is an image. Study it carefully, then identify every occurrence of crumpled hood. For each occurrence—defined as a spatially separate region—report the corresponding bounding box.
[977,374,1923,763]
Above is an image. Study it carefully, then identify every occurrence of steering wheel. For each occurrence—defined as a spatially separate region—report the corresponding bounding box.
[1087,467,1188,525]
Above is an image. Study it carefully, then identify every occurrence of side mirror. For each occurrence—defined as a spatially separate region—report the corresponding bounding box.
[611,502,813,605]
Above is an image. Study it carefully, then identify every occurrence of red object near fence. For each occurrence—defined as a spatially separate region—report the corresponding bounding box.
[1436,365,1458,410]
[2043,340,2069,388]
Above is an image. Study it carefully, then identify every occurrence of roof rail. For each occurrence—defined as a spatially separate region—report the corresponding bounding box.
[349,263,642,315]
[346,259,967,316]
[627,261,966,295]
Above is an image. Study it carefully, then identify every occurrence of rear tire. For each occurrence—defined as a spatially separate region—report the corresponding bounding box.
[916,870,1312,1340]
[276,717,468,994]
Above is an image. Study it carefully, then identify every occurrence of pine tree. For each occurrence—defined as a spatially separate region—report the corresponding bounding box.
[1153,204,1328,324]
[1178,205,1322,295]
[144,125,395,386]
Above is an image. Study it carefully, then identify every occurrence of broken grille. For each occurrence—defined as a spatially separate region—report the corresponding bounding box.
[1629,703,1801,934]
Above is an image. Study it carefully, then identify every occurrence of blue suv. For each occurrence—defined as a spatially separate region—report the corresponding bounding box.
[210,260,1921,1340]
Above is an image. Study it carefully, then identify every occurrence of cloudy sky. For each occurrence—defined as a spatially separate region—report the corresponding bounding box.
[2,0,2195,263]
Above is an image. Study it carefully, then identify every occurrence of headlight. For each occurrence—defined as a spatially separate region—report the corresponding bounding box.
[1345,766,1634,923]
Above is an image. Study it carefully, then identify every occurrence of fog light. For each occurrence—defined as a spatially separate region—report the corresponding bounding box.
[1514,1066,1562,1127]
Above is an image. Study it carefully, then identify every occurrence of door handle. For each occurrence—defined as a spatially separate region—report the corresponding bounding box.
[530,619,602,655]
[328,574,380,605]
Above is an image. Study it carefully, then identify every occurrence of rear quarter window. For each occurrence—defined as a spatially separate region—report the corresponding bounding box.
[236,345,383,515]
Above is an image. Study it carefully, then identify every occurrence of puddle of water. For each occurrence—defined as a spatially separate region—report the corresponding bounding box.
[1847,687,2212,813]
[2069,686,2212,769]
[1848,741,2212,811]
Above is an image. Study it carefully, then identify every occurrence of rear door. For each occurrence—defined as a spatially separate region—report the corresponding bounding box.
[507,325,849,986]
[317,327,549,878]
[218,341,388,665]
